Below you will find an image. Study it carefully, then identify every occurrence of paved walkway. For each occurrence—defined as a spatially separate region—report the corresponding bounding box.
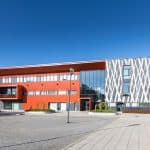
[64,114,150,150]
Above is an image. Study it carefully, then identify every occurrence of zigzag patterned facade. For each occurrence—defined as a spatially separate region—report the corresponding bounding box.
[105,57,150,107]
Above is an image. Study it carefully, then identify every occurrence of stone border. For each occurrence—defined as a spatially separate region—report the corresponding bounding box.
[25,111,55,115]
[88,112,116,116]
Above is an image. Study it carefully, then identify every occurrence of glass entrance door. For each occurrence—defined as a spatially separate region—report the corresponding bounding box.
[3,101,21,110]
[4,101,12,110]
[12,103,20,110]
[80,100,89,111]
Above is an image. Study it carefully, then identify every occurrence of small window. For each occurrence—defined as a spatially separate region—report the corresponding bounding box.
[12,88,16,95]
[48,90,58,95]
[70,90,77,95]
[35,91,40,95]
[63,75,67,80]
[53,75,58,81]
[58,90,67,95]
[7,88,11,95]
[123,65,131,77]
[0,78,2,83]
[59,75,64,81]
[43,76,47,81]
[36,76,41,82]
[28,91,34,96]
[47,75,51,81]
[41,91,47,95]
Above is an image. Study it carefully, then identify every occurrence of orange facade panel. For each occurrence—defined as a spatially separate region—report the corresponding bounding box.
[21,80,80,110]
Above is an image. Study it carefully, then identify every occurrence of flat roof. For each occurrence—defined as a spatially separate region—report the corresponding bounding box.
[0,60,106,76]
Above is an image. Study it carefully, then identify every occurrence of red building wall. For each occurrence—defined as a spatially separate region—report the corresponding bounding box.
[0,61,106,110]
[22,78,80,110]
[0,73,80,110]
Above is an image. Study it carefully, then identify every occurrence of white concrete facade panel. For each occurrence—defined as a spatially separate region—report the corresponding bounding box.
[105,57,150,105]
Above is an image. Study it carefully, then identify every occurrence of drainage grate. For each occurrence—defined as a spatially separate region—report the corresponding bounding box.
[127,124,141,127]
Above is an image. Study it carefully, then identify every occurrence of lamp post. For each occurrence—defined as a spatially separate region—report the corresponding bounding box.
[67,68,74,123]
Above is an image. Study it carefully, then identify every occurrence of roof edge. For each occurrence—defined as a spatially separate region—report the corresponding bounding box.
[0,59,105,70]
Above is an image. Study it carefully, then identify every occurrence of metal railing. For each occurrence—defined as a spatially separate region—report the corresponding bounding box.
[0,94,16,98]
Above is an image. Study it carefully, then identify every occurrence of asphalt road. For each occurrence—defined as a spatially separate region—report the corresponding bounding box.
[0,112,117,150]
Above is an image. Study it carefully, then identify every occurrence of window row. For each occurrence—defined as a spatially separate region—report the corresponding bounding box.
[0,74,79,84]
[26,90,77,96]
[122,65,131,95]
[80,70,105,88]
[0,87,16,95]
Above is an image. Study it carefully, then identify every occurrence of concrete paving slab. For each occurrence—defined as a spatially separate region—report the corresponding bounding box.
[65,114,150,150]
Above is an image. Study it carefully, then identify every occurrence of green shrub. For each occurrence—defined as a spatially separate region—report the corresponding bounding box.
[93,102,115,113]
[96,102,108,110]
[91,109,115,113]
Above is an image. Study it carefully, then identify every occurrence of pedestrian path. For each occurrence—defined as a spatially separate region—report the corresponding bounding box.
[64,114,150,150]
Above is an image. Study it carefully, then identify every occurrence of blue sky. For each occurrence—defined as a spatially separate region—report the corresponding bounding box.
[0,0,150,66]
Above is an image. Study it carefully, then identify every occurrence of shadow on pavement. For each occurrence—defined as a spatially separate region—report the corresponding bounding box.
[0,111,24,116]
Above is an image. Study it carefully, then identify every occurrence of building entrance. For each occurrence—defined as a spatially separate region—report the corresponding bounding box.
[116,102,125,111]
[80,100,89,111]
[80,97,92,111]
[3,101,22,110]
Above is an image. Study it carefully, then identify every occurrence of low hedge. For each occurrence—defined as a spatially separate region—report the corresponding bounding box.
[91,109,116,113]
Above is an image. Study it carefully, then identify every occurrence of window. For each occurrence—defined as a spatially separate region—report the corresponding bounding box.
[0,72,79,85]
[34,76,37,82]
[71,74,75,80]
[36,76,41,82]
[41,76,44,81]
[7,88,11,95]
[57,103,61,111]
[58,90,67,95]
[8,78,11,83]
[17,77,20,83]
[35,91,40,95]
[28,91,34,96]
[12,88,16,95]
[74,75,79,80]
[80,70,105,102]
[53,75,57,81]
[123,65,131,79]
[123,83,130,95]
[2,78,5,83]
[23,77,27,82]
[0,78,2,83]
[30,76,35,82]
[48,90,58,95]
[63,75,67,80]
[11,77,17,83]
[41,91,47,95]
[66,75,70,80]
[59,75,62,81]
[43,76,47,81]
[3,78,9,83]
[4,101,12,109]
[25,76,31,82]
[70,90,77,95]
[47,75,51,81]
[122,65,131,95]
